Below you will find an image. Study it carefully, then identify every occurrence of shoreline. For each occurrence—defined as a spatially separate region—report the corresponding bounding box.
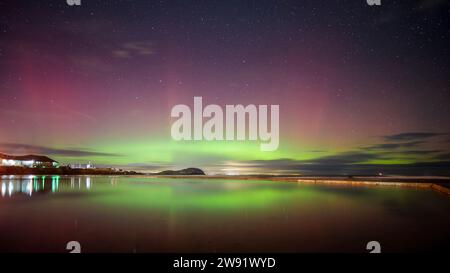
[1,173,449,196]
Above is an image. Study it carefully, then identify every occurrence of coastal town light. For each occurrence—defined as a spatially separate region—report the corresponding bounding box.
[0,154,58,168]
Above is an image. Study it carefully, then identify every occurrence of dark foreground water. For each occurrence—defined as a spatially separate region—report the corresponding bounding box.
[0,175,449,253]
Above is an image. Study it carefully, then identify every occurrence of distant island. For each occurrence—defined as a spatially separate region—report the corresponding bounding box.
[0,153,205,176]
[155,168,205,175]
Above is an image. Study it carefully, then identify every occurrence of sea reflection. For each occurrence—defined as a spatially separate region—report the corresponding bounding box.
[0,175,94,197]
[0,176,449,252]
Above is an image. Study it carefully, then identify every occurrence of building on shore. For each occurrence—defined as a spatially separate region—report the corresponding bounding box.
[0,153,58,168]
[69,162,95,169]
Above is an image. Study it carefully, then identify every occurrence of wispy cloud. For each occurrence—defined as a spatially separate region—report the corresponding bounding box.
[362,141,425,151]
[386,150,441,155]
[112,42,156,58]
[221,156,450,176]
[433,152,450,161]
[303,152,382,165]
[0,107,97,123]
[0,143,120,157]
[383,132,445,142]
[96,162,175,172]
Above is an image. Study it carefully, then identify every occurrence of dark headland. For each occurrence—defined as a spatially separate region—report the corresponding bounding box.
[156,168,205,175]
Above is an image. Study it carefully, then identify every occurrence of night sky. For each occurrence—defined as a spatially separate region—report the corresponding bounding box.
[1,0,450,175]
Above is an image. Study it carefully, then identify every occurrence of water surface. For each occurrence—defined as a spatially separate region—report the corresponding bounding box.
[0,175,449,252]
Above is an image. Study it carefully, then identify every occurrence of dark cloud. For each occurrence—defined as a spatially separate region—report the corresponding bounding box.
[362,141,425,151]
[96,162,173,172]
[433,153,450,161]
[228,157,450,176]
[304,152,382,165]
[358,133,446,159]
[383,132,445,142]
[224,148,450,175]
[239,152,382,169]
[392,150,441,155]
[0,143,121,157]
[228,141,450,175]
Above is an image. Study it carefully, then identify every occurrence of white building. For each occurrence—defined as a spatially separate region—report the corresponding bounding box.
[0,154,58,168]
[69,162,95,169]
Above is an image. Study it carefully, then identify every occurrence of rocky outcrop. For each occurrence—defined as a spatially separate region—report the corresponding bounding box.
[156,168,206,175]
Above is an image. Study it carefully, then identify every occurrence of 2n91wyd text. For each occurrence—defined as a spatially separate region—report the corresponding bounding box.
[173,256,276,271]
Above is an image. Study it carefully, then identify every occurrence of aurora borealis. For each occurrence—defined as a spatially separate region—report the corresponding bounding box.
[1,0,450,175]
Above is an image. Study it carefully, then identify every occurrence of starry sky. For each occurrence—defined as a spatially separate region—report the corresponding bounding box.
[1,0,450,175]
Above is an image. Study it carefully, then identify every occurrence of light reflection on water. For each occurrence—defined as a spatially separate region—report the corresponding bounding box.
[0,175,449,253]
[0,175,94,197]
